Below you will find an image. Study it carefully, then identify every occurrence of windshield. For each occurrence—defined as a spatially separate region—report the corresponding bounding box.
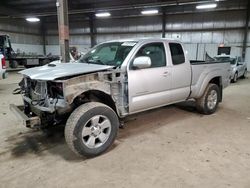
[214,57,236,65]
[78,41,137,67]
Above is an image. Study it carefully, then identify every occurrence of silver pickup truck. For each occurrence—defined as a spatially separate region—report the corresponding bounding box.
[10,38,231,157]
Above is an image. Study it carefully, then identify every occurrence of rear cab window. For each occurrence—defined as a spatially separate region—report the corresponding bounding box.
[169,43,185,65]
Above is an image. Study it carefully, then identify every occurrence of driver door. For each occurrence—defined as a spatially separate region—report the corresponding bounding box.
[127,42,172,113]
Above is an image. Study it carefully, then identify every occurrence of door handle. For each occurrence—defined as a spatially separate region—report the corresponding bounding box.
[163,71,170,77]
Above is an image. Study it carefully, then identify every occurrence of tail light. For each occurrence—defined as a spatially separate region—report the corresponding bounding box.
[2,57,6,69]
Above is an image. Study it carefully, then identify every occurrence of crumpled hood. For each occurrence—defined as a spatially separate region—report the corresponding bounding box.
[19,62,114,81]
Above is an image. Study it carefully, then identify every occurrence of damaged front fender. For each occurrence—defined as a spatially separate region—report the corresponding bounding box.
[63,73,111,104]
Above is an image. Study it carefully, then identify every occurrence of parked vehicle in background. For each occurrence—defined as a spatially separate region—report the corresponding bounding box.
[10,38,231,157]
[0,35,59,68]
[214,54,247,83]
[0,54,7,79]
[48,52,80,64]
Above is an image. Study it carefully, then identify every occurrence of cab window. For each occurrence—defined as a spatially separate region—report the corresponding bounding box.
[132,42,166,69]
[169,43,185,65]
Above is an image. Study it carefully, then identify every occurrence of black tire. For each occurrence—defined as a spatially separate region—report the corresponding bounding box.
[39,59,50,66]
[232,72,238,83]
[24,65,32,68]
[196,84,220,115]
[65,102,119,157]
[10,60,18,68]
[242,69,247,79]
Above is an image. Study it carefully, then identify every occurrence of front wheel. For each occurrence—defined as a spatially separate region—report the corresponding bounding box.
[196,84,220,115]
[65,102,119,158]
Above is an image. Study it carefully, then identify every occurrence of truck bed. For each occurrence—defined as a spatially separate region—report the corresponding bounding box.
[190,60,231,98]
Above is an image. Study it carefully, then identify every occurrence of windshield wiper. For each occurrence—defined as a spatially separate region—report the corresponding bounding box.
[80,58,106,65]
[96,59,106,65]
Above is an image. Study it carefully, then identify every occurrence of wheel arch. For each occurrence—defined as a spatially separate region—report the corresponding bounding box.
[208,77,222,102]
[72,89,118,116]
[196,75,222,101]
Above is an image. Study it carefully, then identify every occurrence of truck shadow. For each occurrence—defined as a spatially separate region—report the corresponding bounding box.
[117,102,200,141]
[174,100,199,113]
[6,101,201,161]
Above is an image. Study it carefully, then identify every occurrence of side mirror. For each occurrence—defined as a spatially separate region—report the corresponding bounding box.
[133,56,151,69]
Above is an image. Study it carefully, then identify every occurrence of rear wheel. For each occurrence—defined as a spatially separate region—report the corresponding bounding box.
[39,59,50,66]
[65,102,119,157]
[242,69,247,78]
[232,72,238,83]
[10,60,18,68]
[24,65,32,68]
[196,83,220,115]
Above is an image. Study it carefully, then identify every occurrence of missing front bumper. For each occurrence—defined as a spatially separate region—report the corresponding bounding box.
[9,104,41,128]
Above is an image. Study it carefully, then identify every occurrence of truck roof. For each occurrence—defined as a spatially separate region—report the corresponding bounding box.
[105,38,181,43]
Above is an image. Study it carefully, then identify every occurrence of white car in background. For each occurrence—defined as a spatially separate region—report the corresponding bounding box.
[214,55,247,83]
[0,54,7,80]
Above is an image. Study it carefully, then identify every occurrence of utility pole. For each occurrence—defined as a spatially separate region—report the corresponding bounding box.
[89,14,97,47]
[162,10,166,38]
[40,18,46,55]
[56,0,70,62]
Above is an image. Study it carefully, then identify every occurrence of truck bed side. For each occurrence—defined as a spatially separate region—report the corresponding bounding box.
[190,61,231,99]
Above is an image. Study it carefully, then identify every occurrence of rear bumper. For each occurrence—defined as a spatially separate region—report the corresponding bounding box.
[9,104,41,128]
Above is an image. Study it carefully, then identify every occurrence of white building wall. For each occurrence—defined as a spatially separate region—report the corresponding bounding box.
[0,19,44,55]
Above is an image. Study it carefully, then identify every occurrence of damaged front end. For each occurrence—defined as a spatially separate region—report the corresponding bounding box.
[10,77,71,128]
[10,68,128,129]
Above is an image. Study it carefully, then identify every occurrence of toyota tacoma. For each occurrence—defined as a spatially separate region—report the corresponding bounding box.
[10,38,231,157]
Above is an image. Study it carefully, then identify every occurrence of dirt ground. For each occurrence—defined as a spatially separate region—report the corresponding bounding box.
[0,72,250,188]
